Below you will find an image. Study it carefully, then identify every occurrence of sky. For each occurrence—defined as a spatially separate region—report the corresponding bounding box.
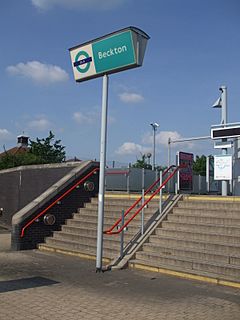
[0,0,240,167]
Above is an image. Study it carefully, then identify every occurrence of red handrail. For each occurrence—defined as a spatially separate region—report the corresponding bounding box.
[20,167,99,238]
[104,165,179,235]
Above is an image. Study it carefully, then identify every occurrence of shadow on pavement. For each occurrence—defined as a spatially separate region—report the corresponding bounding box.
[0,276,59,293]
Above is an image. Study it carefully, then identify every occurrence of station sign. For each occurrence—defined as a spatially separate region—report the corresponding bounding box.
[69,27,150,82]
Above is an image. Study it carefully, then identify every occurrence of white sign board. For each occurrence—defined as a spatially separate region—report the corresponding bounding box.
[214,155,232,180]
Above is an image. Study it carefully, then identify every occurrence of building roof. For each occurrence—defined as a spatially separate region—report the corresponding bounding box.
[0,146,29,158]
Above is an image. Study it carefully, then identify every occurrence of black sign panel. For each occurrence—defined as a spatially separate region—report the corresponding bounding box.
[211,126,240,139]
[178,152,193,191]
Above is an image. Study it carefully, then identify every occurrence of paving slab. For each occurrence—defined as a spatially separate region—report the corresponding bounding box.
[0,245,240,320]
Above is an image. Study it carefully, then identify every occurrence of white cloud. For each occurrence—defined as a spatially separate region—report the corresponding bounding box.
[156,131,195,148]
[108,115,116,124]
[73,109,115,125]
[0,129,12,140]
[28,116,52,131]
[115,142,144,156]
[73,111,97,125]
[119,92,144,104]
[142,130,194,149]
[31,0,125,10]
[156,131,183,147]
[6,61,69,84]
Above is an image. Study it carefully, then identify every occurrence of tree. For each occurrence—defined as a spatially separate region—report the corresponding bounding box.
[0,152,38,170]
[0,131,66,170]
[193,155,207,176]
[132,154,152,170]
[29,131,66,164]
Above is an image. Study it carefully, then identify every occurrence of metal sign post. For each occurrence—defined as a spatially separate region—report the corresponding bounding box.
[96,74,108,271]
[69,27,150,272]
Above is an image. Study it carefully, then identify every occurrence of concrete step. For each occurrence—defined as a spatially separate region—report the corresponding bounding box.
[149,235,240,256]
[61,224,139,240]
[83,204,159,214]
[172,207,240,218]
[167,214,240,226]
[92,197,161,205]
[129,258,240,283]
[141,242,240,265]
[82,202,156,209]
[161,221,240,236]
[155,228,240,245]
[44,237,118,259]
[62,225,97,237]
[73,213,153,225]
[76,209,154,220]
[49,232,122,250]
[67,217,144,233]
[178,200,240,210]
[53,230,132,248]
[134,251,240,279]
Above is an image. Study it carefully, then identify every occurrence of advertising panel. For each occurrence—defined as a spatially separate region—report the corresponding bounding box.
[178,152,194,191]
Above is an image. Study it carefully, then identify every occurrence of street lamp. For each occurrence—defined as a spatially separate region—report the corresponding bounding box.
[150,122,159,170]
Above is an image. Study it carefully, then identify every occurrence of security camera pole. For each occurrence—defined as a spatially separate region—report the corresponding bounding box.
[212,86,228,196]
[150,123,159,170]
[220,86,228,196]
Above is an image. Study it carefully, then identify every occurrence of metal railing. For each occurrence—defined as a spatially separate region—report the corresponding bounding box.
[104,165,181,235]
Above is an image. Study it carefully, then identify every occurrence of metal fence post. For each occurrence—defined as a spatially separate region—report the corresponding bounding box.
[141,168,145,235]
[120,209,124,258]
[126,171,130,194]
[159,170,163,214]
[198,174,201,194]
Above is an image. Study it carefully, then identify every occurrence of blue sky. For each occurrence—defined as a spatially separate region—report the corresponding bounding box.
[0,0,240,166]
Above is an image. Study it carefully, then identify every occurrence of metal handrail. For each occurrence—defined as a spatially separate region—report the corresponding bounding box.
[20,167,99,238]
[103,165,175,235]
[104,165,181,235]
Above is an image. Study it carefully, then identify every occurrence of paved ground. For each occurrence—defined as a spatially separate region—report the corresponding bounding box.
[0,228,240,320]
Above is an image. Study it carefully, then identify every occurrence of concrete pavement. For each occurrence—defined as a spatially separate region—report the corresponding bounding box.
[0,229,240,320]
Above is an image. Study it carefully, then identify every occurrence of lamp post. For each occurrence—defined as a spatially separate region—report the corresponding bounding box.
[150,122,159,170]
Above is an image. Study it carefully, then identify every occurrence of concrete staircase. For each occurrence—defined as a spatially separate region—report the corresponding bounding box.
[38,194,160,263]
[129,196,240,284]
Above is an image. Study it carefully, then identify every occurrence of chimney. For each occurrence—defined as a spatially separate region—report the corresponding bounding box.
[17,135,29,148]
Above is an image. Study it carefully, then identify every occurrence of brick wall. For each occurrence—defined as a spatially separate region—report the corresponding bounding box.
[11,161,99,250]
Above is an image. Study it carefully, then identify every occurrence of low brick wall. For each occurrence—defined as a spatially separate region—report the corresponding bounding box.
[0,162,83,227]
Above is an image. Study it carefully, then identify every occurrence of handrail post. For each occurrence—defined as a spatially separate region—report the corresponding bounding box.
[159,170,163,214]
[155,169,158,190]
[120,209,125,258]
[127,171,130,194]
[141,168,145,235]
